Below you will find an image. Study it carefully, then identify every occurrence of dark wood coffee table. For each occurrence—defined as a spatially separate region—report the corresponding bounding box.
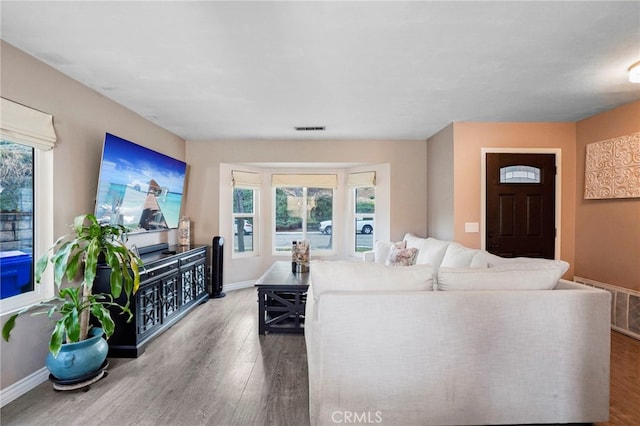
[255,261,310,335]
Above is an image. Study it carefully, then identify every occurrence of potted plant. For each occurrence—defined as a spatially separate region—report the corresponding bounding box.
[2,214,142,381]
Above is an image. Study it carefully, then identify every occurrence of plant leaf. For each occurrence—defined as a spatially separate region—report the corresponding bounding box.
[52,241,74,286]
[91,304,115,338]
[50,321,65,357]
[83,237,100,288]
[1,314,19,342]
[131,257,140,294]
[64,249,83,283]
[34,252,50,284]
[63,307,80,343]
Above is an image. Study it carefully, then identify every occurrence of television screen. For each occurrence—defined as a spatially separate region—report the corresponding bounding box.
[94,133,187,232]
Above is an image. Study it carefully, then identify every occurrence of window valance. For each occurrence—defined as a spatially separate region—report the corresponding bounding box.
[271,174,337,188]
[0,97,56,150]
[347,171,376,187]
[232,170,262,187]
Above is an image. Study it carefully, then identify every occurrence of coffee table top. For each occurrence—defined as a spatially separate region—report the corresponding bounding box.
[255,261,310,289]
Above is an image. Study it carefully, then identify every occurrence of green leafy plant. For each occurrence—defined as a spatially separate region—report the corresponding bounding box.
[2,214,142,356]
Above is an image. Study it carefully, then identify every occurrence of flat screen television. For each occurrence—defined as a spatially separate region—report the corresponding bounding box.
[94,133,187,233]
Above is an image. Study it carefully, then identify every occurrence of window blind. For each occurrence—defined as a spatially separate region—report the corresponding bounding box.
[347,171,376,187]
[1,97,56,150]
[232,170,262,187]
[271,174,337,188]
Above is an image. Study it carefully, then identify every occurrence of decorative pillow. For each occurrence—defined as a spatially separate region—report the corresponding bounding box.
[310,260,434,300]
[403,233,450,269]
[385,246,418,266]
[374,240,406,264]
[441,243,480,268]
[437,260,569,291]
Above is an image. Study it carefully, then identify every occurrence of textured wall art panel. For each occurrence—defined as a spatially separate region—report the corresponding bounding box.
[584,132,640,199]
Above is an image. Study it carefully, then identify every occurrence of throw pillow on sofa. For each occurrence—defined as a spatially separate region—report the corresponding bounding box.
[386,246,418,266]
[403,233,450,269]
[374,240,406,264]
[310,260,434,300]
[437,260,570,291]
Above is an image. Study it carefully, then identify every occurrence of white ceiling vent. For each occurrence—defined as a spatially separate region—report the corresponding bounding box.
[294,126,326,131]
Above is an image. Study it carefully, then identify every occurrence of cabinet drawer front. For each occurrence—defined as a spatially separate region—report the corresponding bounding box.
[140,260,179,284]
[179,248,207,267]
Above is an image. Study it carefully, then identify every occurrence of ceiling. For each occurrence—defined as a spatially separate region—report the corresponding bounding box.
[1,1,639,141]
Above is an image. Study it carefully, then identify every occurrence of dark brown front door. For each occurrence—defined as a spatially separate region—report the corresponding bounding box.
[486,153,556,259]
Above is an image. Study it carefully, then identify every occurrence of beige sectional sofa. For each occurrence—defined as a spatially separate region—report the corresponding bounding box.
[305,234,611,426]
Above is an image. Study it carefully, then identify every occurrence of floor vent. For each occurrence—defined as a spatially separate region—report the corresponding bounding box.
[574,276,640,341]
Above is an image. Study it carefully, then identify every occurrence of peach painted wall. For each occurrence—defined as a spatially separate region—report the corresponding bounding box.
[451,122,577,277]
[575,100,640,291]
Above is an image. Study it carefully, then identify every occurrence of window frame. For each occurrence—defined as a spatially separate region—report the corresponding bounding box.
[271,185,336,257]
[0,145,54,314]
[352,186,376,256]
[231,186,258,259]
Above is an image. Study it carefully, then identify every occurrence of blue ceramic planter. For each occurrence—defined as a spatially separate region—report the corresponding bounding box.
[45,327,108,381]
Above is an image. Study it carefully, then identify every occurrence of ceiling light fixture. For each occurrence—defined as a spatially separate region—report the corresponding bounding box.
[628,61,640,83]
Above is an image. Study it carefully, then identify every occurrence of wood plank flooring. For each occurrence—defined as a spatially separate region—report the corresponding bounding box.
[1,288,308,426]
[2,287,639,426]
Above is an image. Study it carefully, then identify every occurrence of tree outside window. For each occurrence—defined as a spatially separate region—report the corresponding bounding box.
[274,187,333,252]
[233,188,255,254]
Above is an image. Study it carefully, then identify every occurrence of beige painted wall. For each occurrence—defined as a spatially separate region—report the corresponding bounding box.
[451,122,577,278]
[575,100,640,291]
[184,139,428,283]
[427,124,454,240]
[1,42,185,391]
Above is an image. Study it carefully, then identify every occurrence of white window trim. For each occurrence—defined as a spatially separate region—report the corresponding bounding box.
[0,147,54,314]
[352,188,376,255]
[347,164,389,257]
[232,186,258,259]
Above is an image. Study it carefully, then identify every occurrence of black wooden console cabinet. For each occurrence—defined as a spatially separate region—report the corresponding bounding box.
[94,243,208,357]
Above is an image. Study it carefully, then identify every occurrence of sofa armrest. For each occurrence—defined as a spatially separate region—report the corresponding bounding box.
[306,286,611,426]
[362,250,375,262]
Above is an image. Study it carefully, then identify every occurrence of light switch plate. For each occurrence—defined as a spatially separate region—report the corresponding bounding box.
[464,222,479,233]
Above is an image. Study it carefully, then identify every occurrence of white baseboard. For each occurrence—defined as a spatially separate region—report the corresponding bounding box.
[223,280,255,292]
[1,366,49,407]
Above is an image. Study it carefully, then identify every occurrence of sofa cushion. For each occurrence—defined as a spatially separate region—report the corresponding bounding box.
[310,260,434,300]
[469,250,505,268]
[374,240,406,264]
[470,251,570,270]
[441,242,480,268]
[403,234,450,268]
[386,246,418,266]
[437,260,570,291]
